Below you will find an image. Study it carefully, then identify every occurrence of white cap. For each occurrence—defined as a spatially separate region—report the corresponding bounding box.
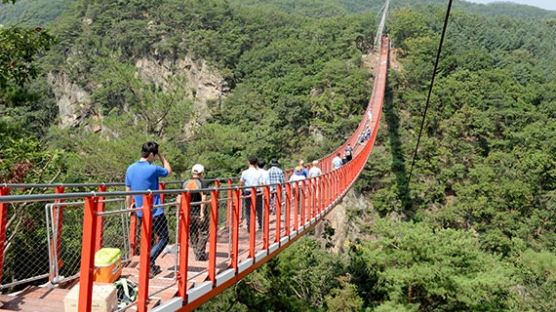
[191,164,204,174]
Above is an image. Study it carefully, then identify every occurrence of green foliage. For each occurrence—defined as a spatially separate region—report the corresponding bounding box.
[324,276,364,311]
[2,0,556,309]
[0,118,63,183]
[0,0,75,26]
[0,26,55,88]
[350,221,516,311]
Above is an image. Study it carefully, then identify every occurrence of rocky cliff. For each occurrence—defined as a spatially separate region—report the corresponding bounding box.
[49,55,227,137]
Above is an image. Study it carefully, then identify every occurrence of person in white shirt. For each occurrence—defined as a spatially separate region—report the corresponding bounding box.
[289,166,306,217]
[332,153,343,169]
[308,160,322,178]
[258,159,270,185]
[240,156,263,232]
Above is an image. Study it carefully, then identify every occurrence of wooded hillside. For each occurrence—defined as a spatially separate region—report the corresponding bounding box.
[0,0,555,311]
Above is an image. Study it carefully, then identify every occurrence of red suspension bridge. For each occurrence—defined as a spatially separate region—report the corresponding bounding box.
[0,37,389,312]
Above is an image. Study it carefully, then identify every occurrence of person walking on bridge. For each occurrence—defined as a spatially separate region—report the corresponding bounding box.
[240,156,263,232]
[332,153,343,169]
[180,164,209,261]
[298,160,309,178]
[308,160,322,178]
[289,166,306,221]
[268,159,285,214]
[344,144,353,162]
[125,142,172,277]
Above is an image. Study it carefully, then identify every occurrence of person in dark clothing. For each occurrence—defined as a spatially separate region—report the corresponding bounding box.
[344,144,353,162]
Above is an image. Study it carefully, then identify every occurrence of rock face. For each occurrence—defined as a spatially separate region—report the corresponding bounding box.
[135,56,227,138]
[48,73,92,128]
[324,190,372,253]
[50,55,226,136]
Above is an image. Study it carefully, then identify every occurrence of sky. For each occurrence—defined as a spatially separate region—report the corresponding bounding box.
[465,0,556,11]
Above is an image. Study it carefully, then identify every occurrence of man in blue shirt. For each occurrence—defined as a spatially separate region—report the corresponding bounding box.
[125,142,172,277]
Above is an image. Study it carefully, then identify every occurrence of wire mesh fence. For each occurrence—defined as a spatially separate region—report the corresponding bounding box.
[0,201,50,291]
[54,201,84,282]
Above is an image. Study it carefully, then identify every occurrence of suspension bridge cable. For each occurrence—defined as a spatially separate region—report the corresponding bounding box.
[407,0,454,185]
[374,0,391,51]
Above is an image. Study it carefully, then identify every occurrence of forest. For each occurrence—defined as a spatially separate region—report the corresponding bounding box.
[1,0,555,311]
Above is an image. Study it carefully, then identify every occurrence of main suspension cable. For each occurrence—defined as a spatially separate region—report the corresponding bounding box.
[407,0,454,185]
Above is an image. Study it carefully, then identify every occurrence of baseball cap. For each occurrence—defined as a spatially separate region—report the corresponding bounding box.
[192,164,204,174]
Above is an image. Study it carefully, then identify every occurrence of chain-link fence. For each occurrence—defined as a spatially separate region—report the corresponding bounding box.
[0,201,50,292]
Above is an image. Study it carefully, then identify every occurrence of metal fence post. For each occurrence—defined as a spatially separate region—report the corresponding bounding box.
[231,188,240,270]
[249,187,256,258]
[208,189,218,282]
[94,184,106,253]
[137,194,153,312]
[285,183,291,236]
[293,183,299,231]
[226,179,233,228]
[52,186,65,279]
[275,184,282,243]
[0,187,10,284]
[263,186,270,249]
[301,181,306,226]
[178,192,191,299]
[78,196,98,312]
[159,182,166,204]
[129,198,137,257]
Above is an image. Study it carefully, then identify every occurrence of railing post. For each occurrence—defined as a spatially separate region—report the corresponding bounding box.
[326,174,332,207]
[94,184,106,253]
[0,187,10,284]
[299,180,308,225]
[334,171,339,200]
[178,192,191,299]
[52,186,65,279]
[317,177,322,214]
[293,183,299,231]
[137,194,153,312]
[226,179,233,228]
[309,178,318,218]
[285,183,291,236]
[275,184,282,243]
[231,188,240,270]
[307,179,313,220]
[249,187,256,258]
[300,181,306,226]
[78,196,98,312]
[263,186,270,249]
[129,198,137,257]
[208,189,218,282]
[159,182,166,204]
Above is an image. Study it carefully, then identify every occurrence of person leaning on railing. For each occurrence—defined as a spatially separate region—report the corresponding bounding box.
[125,141,172,278]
